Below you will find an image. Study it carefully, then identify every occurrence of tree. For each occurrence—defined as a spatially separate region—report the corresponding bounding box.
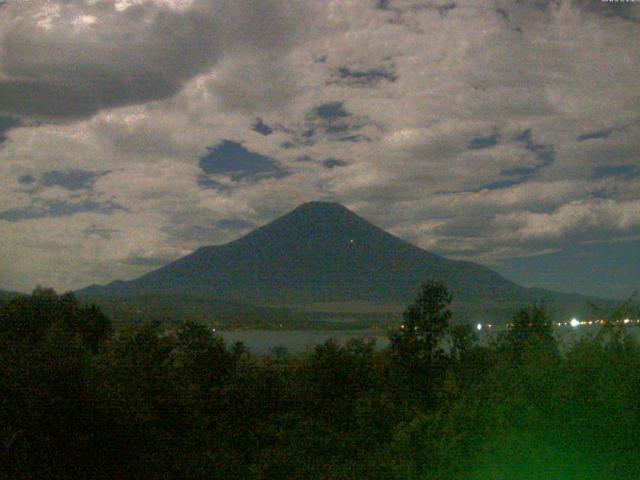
[591,292,639,339]
[390,281,452,364]
[0,288,112,351]
[174,319,233,394]
[449,324,478,361]
[500,303,558,359]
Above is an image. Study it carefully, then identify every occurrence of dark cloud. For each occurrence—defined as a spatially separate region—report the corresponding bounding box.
[0,199,124,222]
[390,2,458,18]
[334,65,397,87]
[197,174,229,191]
[574,0,640,21]
[17,175,35,185]
[199,140,289,181]
[40,169,107,190]
[592,164,639,180]
[436,3,457,17]
[578,129,613,142]
[0,116,19,143]
[16,169,107,192]
[501,129,555,177]
[496,7,509,19]
[0,0,307,119]
[252,118,273,136]
[520,131,555,167]
[476,179,523,191]
[322,158,348,169]
[279,101,376,147]
[301,127,316,138]
[0,6,219,119]
[277,152,348,170]
[456,129,557,192]
[325,123,350,134]
[312,102,351,120]
[337,134,370,143]
[468,133,498,150]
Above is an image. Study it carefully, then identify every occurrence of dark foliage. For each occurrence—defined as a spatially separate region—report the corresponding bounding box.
[2,286,640,479]
[390,281,453,364]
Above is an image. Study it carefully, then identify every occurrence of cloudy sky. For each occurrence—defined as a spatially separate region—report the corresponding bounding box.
[0,0,638,299]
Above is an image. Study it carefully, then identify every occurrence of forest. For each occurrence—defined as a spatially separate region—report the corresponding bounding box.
[2,283,640,479]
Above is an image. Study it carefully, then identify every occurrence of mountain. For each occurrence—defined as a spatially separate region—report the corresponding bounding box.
[77,201,602,323]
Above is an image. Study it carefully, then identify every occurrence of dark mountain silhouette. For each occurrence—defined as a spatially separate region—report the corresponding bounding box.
[78,201,600,322]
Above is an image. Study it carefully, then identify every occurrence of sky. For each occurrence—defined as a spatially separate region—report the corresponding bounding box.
[0,0,638,299]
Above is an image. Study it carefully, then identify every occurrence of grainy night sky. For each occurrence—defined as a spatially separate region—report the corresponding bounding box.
[0,0,638,298]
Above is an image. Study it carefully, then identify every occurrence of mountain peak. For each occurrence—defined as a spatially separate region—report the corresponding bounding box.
[294,200,348,210]
[288,201,355,218]
[249,200,378,242]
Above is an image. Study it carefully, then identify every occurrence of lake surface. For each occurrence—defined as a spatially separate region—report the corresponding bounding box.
[217,324,640,355]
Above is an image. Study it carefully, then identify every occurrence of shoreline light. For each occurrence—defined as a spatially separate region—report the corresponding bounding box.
[570,318,580,328]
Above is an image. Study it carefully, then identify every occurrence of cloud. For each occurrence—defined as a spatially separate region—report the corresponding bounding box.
[577,129,613,142]
[592,165,640,180]
[276,101,376,147]
[206,55,300,113]
[574,0,640,21]
[17,175,35,185]
[492,129,555,183]
[199,140,289,182]
[0,0,310,119]
[1,0,640,294]
[0,116,20,143]
[332,65,397,87]
[494,198,640,245]
[0,199,124,222]
[312,102,350,120]
[468,132,499,150]
[322,158,348,169]
[252,118,273,136]
[40,169,108,190]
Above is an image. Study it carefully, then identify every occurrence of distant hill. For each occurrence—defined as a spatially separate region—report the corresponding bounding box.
[77,201,604,324]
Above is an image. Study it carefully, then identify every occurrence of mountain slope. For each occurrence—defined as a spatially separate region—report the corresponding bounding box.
[78,201,600,321]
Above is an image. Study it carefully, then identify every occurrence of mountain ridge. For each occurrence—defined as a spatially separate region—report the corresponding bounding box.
[77,201,603,322]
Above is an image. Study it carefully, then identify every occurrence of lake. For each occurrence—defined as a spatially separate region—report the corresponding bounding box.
[217,324,640,355]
